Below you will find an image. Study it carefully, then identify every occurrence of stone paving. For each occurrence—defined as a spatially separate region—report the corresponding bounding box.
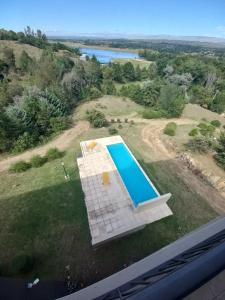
[77,136,173,246]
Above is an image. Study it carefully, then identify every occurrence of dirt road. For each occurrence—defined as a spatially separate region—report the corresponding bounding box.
[0,121,89,172]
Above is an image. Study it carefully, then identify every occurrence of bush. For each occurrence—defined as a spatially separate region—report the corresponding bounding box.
[108,127,118,135]
[185,137,212,153]
[50,117,70,133]
[111,119,115,123]
[87,110,108,128]
[142,109,166,119]
[117,118,121,123]
[189,128,198,137]
[46,148,63,161]
[12,132,35,154]
[118,124,123,129]
[9,160,31,173]
[163,122,177,136]
[30,155,47,168]
[214,132,225,169]
[124,118,128,123]
[210,120,221,128]
[11,254,34,274]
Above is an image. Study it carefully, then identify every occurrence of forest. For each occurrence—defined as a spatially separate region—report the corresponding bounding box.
[1,28,225,158]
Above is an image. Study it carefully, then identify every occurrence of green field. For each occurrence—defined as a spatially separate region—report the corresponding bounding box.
[0,116,217,284]
[112,58,152,68]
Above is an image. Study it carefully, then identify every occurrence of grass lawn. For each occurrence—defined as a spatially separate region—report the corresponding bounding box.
[112,58,152,68]
[74,95,144,121]
[0,122,218,285]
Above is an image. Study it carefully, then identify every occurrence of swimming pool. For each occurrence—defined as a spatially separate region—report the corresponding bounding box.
[107,143,159,207]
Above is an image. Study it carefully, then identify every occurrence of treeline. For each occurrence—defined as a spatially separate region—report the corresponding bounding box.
[0,27,80,54]
[137,50,225,114]
[81,38,225,54]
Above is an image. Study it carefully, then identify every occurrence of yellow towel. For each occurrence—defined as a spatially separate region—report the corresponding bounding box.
[87,141,97,150]
[102,172,110,185]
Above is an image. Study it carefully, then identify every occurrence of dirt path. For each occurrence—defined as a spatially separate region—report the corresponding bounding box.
[0,121,89,173]
[141,119,225,214]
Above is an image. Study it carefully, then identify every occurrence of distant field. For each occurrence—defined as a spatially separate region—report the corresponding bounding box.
[61,41,139,53]
[113,57,152,67]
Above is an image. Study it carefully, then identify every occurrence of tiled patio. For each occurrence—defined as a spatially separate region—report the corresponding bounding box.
[77,136,173,246]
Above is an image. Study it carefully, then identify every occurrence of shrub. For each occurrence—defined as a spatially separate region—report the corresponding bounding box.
[11,254,35,274]
[111,119,115,123]
[12,132,35,154]
[117,118,121,123]
[124,118,128,123]
[142,109,166,119]
[46,148,63,161]
[214,132,225,169]
[118,124,123,129]
[197,122,208,129]
[87,110,108,128]
[189,128,198,137]
[30,155,47,168]
[89,87,102,100]
[108,127,118,135]
[130,120,135,125]
[163,122,177,136]
[50,116,70,133]
[9,160,31,173]
[210,120,221,128]
[185,137,212,153]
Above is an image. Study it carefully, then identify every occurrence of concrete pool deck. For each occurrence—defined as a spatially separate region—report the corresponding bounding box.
[77,136,173,246]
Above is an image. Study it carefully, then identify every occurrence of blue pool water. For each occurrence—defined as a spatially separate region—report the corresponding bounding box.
[107,143,158,207]
[80,47,139,64]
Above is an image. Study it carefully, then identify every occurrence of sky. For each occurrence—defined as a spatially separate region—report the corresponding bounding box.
[1,0,225,38]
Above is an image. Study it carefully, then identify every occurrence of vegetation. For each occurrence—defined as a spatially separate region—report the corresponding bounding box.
[108,127,118,135]
[185,136,213,153]
[9,148,64,172]
[9,160,31,173]
[30,155,47,168]
[87,109,108,128]
[214,132,225,169]
[46,148,64,161]
[11,254,35,274]
[189,128,199,137]
[163,122,177,136]
[210,120,221,128]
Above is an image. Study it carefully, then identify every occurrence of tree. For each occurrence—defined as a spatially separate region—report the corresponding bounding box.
[18,50,34,73]
[214,132,225,169]
[123,62,136,81]
[2,47,15,69]
[159,84,185,117]
[210,92,225,114]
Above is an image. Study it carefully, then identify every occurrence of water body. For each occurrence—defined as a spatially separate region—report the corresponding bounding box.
[107,143,159,207]
[80,47,139,64]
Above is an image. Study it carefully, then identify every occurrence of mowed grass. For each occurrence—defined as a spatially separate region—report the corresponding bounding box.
[0,122,218,285]
[74,95,144,120]
[113,58,152,68]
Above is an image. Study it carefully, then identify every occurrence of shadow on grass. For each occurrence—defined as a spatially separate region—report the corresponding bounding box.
[0,157,218,286]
